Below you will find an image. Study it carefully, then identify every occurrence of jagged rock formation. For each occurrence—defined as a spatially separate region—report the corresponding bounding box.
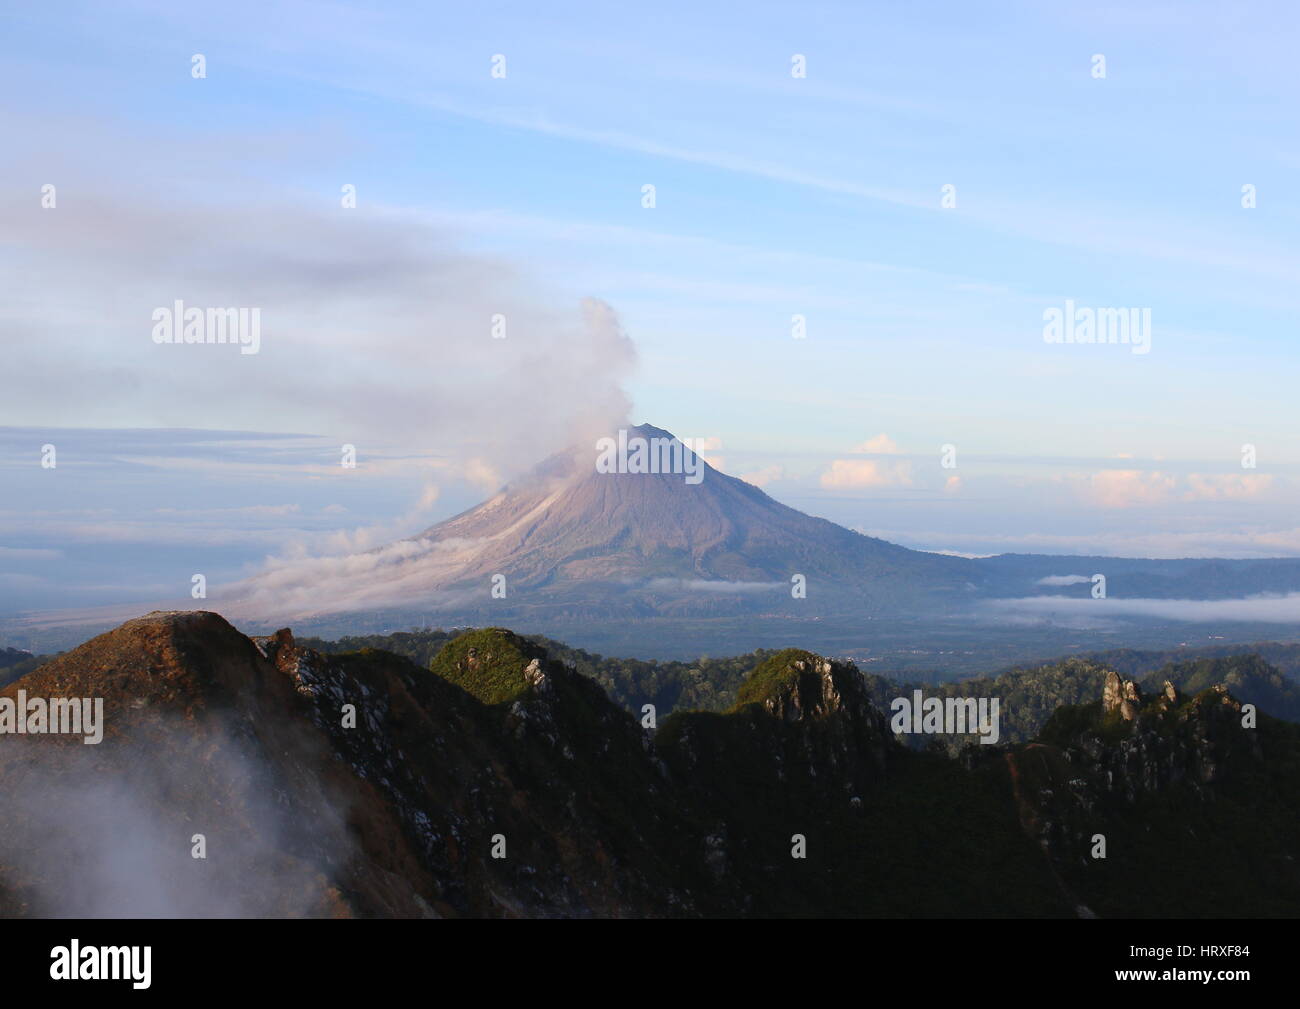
[1101,669,1144,721]
[663,649,892,799]
[1,614,1296,918]
[1005,669,1298,917]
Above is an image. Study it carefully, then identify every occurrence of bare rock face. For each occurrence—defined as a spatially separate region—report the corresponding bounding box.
[522,657,548,691]
[759,657,864,720]
[1007,670,1284,913]
[1101,670,1143,721]
[1102,670,1122,713]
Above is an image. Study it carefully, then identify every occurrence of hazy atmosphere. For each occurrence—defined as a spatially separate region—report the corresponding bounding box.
[4,0,1300,946]
[4,1,1299,628]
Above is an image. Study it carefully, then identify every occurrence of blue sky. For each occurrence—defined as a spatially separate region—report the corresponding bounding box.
[2,1,1299,617]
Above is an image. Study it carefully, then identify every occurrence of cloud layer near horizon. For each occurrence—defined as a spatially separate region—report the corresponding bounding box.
[986,592,1300,625]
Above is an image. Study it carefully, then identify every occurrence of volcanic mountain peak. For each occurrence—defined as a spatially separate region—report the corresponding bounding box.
[218,421,987,631]
[405,422,974,609]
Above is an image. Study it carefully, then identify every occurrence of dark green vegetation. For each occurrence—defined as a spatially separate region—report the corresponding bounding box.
[732,648,824,708]
[426,628,547,705]
[885,651,1300,750]
[428,633,1300,917]
[297,629,460,669]
[299,627,765,713]
[297,627,1300,742]
[0,647,51,688]
[427,641,1074,916]
[1023,683,1300,917]
[4,613,1297,917]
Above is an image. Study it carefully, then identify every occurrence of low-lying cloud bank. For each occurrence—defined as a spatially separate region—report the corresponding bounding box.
[986,592,1300,624]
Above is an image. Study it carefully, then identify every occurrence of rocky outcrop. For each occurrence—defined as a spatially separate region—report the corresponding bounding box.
[1005,669,1298,916]
[1101,669,1144,721]
[1072,679,1259,799]
[665,649,894,793]
[253,624,695,917]
[4,614,1296,918]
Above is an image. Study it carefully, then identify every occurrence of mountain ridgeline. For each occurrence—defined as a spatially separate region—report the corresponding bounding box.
[1,612,1296,917]
[301,628,1300,745]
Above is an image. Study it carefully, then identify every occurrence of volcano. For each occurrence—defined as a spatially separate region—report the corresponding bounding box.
[216,423,1300,660]
[409,424,976,606]
[233,424,978,629]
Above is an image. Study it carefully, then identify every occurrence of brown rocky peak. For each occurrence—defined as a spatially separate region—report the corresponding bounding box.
[1101,670,1143,721]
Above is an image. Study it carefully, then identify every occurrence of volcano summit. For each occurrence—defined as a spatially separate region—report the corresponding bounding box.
[234,424,979,635]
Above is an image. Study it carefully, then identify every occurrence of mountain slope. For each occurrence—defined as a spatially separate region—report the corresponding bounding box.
[3,610,1296,917]
[1010,671,1300,916]
[0,612,436,917]
[407,423,976,610]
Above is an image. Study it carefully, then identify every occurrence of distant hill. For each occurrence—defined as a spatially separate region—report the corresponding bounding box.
[975,552,1300,600]
[0,646,34,669]
[296,627,1300,743]
[0,646,48,688]
[299,627,774,714]
[882,652,1300,749]
[1083,640,1300,679]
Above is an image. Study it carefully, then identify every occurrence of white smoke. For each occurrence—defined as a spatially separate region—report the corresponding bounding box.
[0,116,638,482]
[0,714,356,917]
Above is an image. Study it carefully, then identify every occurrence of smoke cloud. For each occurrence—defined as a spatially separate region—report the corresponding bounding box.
[0,715,355,917]
[1,113,638,484]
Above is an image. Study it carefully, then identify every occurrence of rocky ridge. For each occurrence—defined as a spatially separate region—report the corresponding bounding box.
[2,612,1296,917]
